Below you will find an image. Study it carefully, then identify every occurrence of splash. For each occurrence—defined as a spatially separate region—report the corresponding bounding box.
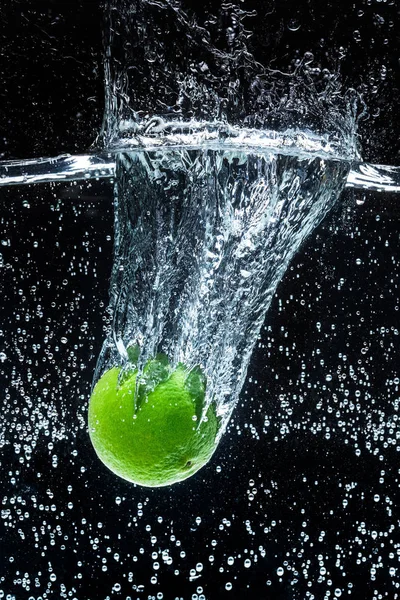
[95,147,350,436]
[90,0,362,471]
[97,0,360,161]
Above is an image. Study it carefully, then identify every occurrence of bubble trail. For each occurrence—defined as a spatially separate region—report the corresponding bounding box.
[95,146,350,437]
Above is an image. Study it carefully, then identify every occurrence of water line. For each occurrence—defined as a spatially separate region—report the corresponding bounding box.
[0,153,399,193]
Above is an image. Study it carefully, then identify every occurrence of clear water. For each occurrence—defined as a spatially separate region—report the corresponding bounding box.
[99,0,361,158]
[2,174,400,599]
[96,148,349,437]
[1,149,400,192]
[1,0,399,597]
[0,134,398,457]
[0,130,399,192]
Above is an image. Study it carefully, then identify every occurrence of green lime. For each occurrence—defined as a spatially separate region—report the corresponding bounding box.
[88,357,219,487]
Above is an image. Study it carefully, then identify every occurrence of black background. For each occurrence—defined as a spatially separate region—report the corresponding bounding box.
[1,1,400,599]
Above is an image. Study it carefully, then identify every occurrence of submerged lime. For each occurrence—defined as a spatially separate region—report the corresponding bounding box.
[88,357,219,487]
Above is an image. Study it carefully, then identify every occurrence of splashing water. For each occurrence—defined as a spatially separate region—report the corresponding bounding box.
[87,0,370,461]
[0,0,397,485]
[1,0,400,597]
[99,0,360,156]
[88,0,392,461]
[1,149,400,191]
[0,0,397,480]
[95,147,350,440]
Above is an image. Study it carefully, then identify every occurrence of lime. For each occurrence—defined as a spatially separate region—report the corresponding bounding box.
[88,357,219,487]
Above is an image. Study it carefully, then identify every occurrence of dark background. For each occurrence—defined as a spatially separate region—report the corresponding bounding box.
[1,1,400,599]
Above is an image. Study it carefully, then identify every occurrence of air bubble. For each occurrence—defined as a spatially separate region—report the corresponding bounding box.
[287,19,301,31]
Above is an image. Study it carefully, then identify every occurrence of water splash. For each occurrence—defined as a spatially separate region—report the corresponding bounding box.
[1,149,400,192]
[95,148,349,435]
[97,0,360,161]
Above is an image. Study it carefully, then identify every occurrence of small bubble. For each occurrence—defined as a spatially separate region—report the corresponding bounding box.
[303,51,314,64]
[287,18,301,31]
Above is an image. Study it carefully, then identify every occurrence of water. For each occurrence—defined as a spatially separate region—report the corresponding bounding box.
[2,174,400,599]
[1,146,400,192]
[98,0,360,155]
[1,0,400,597]
[0,131,398,459]
[96,148,349,436]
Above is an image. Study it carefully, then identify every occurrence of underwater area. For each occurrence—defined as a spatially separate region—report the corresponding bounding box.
[0,0,399,598]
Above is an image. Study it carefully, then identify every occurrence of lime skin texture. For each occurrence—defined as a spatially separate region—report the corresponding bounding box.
[88,355,219,487]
